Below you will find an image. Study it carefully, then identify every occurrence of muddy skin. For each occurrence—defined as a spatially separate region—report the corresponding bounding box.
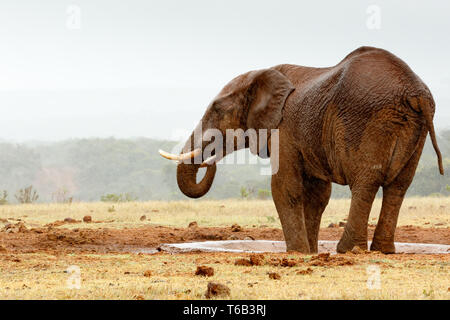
[164,46,444,254]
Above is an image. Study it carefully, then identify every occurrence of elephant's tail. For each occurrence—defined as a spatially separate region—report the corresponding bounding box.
[405,95,444,175]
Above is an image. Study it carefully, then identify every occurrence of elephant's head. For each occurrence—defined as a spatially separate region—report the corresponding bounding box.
[159,68,295,198]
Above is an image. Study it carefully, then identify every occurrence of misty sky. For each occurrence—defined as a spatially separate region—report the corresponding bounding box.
[0,0,449,142]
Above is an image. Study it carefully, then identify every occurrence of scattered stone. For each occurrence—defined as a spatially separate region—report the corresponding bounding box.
[188,221,198,228]
[143,270,152,277]
[83,216,92,223]
[140,215,146,221]
[205,282,230,299]
[231,224,242,232]
[297,267,313,275]
[268,272,281,280]
[227,235,239,240]
[64,218,76,223]
[1,222,28,233]
[244,236,255,240]
[327,223,337,228]
[195,266,214,277]
[338,221,346,227]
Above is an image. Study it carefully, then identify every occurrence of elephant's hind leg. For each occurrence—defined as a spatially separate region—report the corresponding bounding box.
[337,183,379,253]
[303,178,331,253]
[371,137,425,253]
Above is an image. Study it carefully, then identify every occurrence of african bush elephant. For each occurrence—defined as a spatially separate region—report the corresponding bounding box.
[159,46,444,254]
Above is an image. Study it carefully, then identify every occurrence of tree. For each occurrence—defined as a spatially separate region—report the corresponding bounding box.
[15,186,39,204]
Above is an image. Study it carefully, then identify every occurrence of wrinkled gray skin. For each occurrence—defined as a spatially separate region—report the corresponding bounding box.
[174,47,443,254]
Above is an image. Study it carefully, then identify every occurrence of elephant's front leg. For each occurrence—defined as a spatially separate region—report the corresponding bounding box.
[271,157,310,253]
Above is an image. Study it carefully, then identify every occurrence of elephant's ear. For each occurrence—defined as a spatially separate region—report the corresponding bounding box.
[246,69,295,131]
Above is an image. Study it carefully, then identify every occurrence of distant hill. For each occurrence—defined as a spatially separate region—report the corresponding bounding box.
[0,132,449,203]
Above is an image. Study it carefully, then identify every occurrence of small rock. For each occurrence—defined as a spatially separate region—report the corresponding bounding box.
[297,268,313,275]
[205,282,230,299]
[280,258,297,267]
[83,216,92,223]
[268,272,281,280]
[143,270,152,277]
[327,223,337,228]
[250,254,264,266]
[140,215,146,221]
[338,221,346,227]
[234,258,252,266]
[64,218,76,223]
[231,223,242,232]
[350,246,364,255]
[195,266,214,277]
[135,295,145,300]
[227,235,239,240]
[188,221,198,228]
[244,236,255,240]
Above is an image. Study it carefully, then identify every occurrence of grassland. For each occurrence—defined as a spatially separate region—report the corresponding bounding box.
[0,197,449,230]
[0,198,449,300]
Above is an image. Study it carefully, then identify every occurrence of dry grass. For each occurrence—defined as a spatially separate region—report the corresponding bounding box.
[0,198,448,300]
[0,251,448,300]
[0,197,448,230]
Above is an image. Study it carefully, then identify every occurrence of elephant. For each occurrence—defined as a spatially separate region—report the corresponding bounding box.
[159,46,444,254]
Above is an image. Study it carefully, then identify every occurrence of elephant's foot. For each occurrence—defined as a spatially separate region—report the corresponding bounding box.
[285,237,311,253]
[336,230,368,253]
[370,240,395,254]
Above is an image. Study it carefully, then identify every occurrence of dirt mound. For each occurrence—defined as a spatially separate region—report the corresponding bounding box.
[205,282,230,299]
[268,272,281,280]
[297,267,313,275]
[309,253,354,266]
[195,266,214,277]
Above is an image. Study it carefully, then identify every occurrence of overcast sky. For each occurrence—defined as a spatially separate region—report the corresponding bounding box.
[0,0,449,142]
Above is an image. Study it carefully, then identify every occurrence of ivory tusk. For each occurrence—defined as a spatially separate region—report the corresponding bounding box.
[159,148,201,161]
[200,155,217,167]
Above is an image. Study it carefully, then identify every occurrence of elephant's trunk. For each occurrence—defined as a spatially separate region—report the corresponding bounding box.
[176,162,217,198]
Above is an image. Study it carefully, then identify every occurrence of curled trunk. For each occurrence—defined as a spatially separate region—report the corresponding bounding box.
[176,162,217,198]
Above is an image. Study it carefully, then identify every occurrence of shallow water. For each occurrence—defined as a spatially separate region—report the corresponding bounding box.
[153,240,450,254]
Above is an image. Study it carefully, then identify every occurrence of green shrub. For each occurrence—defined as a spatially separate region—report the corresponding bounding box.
[0,190,8,205]
[100,193,137,203]
[257,189,272,200]
[240,187,249,199]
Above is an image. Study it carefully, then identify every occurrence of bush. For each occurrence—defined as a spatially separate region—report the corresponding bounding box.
[257,189,272,200]
[240,187,249,199]
[0,190,8,205]
[100,193,137,203]
[15,186,39,204]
